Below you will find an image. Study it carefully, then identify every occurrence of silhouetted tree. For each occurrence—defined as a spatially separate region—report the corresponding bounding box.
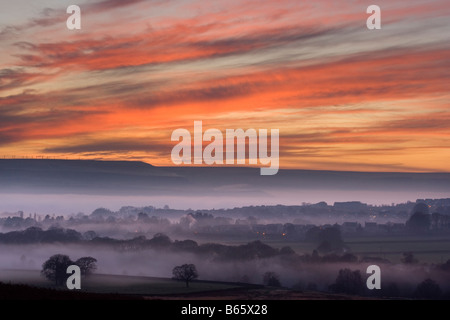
[230,241,278,260]
[407,212,431,231]
[91,208,114,220]
[137,212,149,222]
[311,249,320,262]
[75,257,97,276]
[305,226,321,242]
[401,252,418,264]
[317,240,332,253]
[329,268,365,295]
[41,254,73,286]
[188,211,214,221]
[341,253,358,262]
[406,203,431,232]
[283,223,295,236]
[82,230,97,240]
[280,246,295,255]
[413,279,442,299]
[172,264,198,288]
[439,259,450,271]
[173,239,198,251]
[263,271,281,287]
[308,225,344,252]
[150,233,172,247]
[320,225,343,245]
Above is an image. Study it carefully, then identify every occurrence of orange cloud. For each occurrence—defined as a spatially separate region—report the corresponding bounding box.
[1,0,449,172]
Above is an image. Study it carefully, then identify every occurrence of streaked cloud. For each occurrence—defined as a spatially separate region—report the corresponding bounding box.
[0,0,449,172]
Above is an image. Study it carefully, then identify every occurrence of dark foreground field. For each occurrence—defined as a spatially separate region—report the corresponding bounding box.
[0,269,242,295]
[145,287,377,300]
[0,282,376,300]
[0,270,376,300]
[0,282,141,300]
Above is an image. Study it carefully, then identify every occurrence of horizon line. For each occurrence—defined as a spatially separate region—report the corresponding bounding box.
[1,157,449,175]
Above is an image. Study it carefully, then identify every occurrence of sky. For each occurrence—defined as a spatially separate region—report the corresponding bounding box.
[1,0,449,172]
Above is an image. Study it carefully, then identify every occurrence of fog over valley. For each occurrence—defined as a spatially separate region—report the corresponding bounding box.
[1,160,449,299]
[2,159,450,214]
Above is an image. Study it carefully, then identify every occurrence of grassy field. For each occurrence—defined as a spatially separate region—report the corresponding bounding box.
[198,234,450,264]
[0,270,243,295]
[0,270,382,300]
[341,236,450,263]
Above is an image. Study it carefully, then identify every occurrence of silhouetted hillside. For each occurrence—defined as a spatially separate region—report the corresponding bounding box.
[0,159,185,194]
[1,159,449,197]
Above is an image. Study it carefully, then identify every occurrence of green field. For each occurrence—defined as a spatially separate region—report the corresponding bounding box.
[0,270,242,295]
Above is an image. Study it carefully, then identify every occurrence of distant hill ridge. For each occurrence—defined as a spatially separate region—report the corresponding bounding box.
[0,159,449,196]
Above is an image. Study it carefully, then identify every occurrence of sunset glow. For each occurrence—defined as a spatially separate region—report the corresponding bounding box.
[1,0,449,172]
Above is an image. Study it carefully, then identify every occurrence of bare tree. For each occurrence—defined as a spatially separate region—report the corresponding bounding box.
[172,264,198,288]
[329,268,365,295]
[414,279,442,299]
[263,271,281,287]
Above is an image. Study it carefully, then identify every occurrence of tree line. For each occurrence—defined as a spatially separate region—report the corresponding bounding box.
[41,254,97,285]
